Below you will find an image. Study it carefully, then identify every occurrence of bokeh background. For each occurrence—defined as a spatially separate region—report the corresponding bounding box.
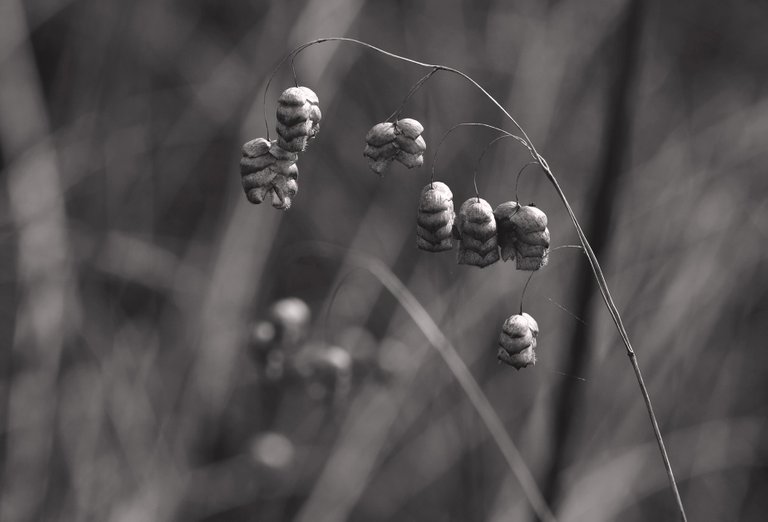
[1,0,767,520]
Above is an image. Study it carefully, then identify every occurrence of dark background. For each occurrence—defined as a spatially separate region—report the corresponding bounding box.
[1,0,767,520]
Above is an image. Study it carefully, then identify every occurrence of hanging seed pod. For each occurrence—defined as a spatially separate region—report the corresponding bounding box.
[240,138,300,210]
[457,197,499,268]
[494,202,550,270]
[364,118,426,175]
[276,86,321,152]
[497,313,538,369]
[512,205,550,270]
[493,201,520,261]
[416,182,455,252]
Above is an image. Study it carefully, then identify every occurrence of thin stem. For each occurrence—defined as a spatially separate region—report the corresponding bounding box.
[296,242,557,522]
[430,122,528,184]
[520,271,535,315]
[276,37,687,521]
[515,161,540,204]
[473,134,523,199]
[386,67,439,122]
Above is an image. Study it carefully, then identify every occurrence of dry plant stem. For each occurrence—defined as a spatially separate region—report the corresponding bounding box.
[277,37,687,521]
[301,243,557,522]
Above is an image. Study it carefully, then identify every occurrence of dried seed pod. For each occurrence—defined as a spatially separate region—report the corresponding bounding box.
[494,202,550,270]
[416,182,455,252]
[493,201,520,261]
[276,86,321,152]
[497,313,539,369]
[364,118,426,175]
[511,205,549,270]
[240,138,300,210]
[457,197,499,268]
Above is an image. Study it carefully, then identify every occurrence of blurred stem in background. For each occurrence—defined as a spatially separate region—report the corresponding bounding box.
[538,0,647,518]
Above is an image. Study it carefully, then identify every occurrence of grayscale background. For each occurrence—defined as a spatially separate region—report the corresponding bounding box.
[1,0,766,521]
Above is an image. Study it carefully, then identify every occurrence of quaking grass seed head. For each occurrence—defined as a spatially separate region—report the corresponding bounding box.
[494,202,550,270]
[240,138,300,210]
[457,197,499,268]
[497,312,539,369]
[364,118,426,175]
[416,181,455,252]
[276,86,321,152]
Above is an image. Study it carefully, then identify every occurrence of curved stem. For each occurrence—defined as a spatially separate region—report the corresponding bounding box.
[430,122,529,184]
[274,37,687,521]
[472,133,531,199]
[386,67,439,122]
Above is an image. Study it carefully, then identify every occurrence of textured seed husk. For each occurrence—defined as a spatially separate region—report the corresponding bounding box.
[276,86,321,152]
[277,120,312,140]
[457,249,499,267]
[241,155,276,175]
[493,201,520,223]
[246,186,271,205]
[511,205,547,232]
[364,142,399,160]
[499,330,534,350]
[271,176,299,210]
[500,243,517,262]
[417,236,453,252]
[395,118,424,139]
[497,346,536,369]
[272,162,299,179]
[242,169,277,190]
[516,243,548,257]
[519,229,550,246]
[367,158,393,175]
[366,122,397,147]
[242,138,272,158]
[516,254,548,271]
[277,103,312,126]
[417,211,452,231]
[395,134,426,154]
[296,86,319,105]
[417,223,453,242]
[269,145,298,162]
[419,182,453,211]
[277,135,309,153]
[457,198,499,267]
[460,198,495,224]
[502,313,538,338]
[498,313,538,368]
[460,221,497,240]
[395,150,423,168]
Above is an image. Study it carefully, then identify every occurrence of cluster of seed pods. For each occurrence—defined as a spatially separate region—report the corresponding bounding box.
[364,118,427,175]
[415,179,551,368]
[240,95,550,369]
[240,86,321,210]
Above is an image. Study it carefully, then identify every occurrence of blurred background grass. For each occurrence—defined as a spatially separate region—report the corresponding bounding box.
[1,0,767,521]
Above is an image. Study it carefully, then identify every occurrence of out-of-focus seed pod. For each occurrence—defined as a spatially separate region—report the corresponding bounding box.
[497,312,538,369]
[364,118,426,175]
[494,202,550,270]
[457,197,499,267]
[250,431,295,471]
[294,343,352,402]
[249,297,311,381]
[276,86,321,152]
[269,297,311,347]
[240,138,300,210]
[416,182,455,252]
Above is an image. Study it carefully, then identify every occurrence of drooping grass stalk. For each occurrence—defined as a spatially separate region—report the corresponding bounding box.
[298,242,557,522]
[266,37,687,521]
